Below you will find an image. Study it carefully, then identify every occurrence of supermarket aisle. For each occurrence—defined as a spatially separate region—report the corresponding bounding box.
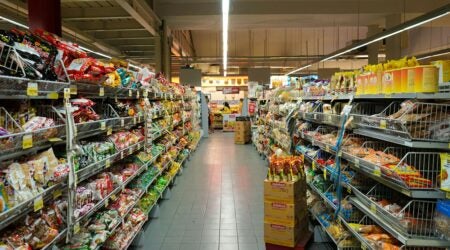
[134,132,267,250]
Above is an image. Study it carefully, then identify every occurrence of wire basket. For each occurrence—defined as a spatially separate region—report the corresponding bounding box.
[358,101,450,142]
[353,183,438,238]
[0,42,26,78]
[0,107,22,154]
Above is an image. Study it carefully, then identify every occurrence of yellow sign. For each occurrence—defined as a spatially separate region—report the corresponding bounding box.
[106,159,111,168]
[99,87,105,97]
[70,84,77,95]
[27,82,38,96]
[47,92,59,99]
[100,121,106,130]
[23,134,33,149]
[380,120,387,129]
[34,195,44,211]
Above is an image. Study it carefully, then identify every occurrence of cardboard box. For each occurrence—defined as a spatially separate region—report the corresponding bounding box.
[264,180,305,203]
[264,216,308,248]
[264,199,307,224]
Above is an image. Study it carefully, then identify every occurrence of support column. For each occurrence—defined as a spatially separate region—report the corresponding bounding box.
[28,0,62,36]
[385,14,402,60]
[162,20,172,80]
[367,25,382,64]
[155,35,162,73]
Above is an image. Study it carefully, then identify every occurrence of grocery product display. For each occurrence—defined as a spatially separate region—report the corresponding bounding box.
[258,64,450,249]
[0,28,201,250]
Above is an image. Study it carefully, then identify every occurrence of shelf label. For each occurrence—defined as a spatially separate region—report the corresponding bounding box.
[338,151,342,157]
[313,113,317,120]
[143,89,148,97]
[22,134,33,149]
[110,194,117,201]
[347,186,351,194]
[323,168,327,180]
[361,244,367,250]
[138,115,141,123]
[129,89,132,97]
[354,158,359,168]
[27,82,38,96]
[99,87,105,97]
[373,167,381,177]
[48,137,63,142]
[100,121,106,130]
[70,84,77,95]
[325,145,330,152]
[105,198,109,208]
[312,161,316,170]
[107,126,112,136]
[133,117,137,125]
[121,118,125,127]
[74,222,80,234]
[47,92,59,99]
[53,189,62,199]
[120,151,124,159]
[370,203,377,213]
[136,90,140,99]
[64,88,71,99]
[33,195,44,212]
[105,159,111,168]
[379,119,387,129]
[129,146,133,155]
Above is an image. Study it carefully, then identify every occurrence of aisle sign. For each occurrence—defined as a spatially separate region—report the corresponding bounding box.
[33,195,44,212]
[27,82,38,96]
[23,134,33,149]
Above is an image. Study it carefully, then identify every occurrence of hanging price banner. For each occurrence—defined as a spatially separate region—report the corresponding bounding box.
[34,195,44,211]
[27,82,38,96]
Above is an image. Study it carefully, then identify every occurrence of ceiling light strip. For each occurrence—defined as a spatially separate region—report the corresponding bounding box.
[222,0,230,76]
[286,4,450,75]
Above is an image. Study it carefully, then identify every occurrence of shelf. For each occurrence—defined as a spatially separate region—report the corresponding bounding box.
[41,228,68,250]
[299,91,450,101]
[76,141,145,184]
[119,219,147,250]
[0,182,65,231]
[354,128,449,149]
[299,132,447,199]
[74,157,149,224]
[0,75,69,99]
[349,197,450,247]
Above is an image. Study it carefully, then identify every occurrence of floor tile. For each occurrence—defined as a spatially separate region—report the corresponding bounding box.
[219,244,239,250]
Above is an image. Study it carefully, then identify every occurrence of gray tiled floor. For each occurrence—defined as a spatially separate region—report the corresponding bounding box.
[133,132,267,250]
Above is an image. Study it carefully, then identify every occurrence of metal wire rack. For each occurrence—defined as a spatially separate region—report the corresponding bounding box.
[353,183,439,238]
[357,101,450,142]
[0,107,22,154]
[0,42,26,78]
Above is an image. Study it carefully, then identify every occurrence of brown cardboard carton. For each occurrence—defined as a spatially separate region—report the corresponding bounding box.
[264,215,308,248]
[264,180,304,203]
[264,199,307,224]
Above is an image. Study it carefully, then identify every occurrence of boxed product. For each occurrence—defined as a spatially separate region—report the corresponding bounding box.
[264,179,305,203]
[235,131,251,144]
[264,198,307,224]
[264,215,308,248]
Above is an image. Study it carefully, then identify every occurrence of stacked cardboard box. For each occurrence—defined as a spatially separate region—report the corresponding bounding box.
[235,116,251,144]
[264,179,308,248]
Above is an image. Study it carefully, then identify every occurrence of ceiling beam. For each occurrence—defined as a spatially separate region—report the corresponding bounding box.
[107,39,155,46]
[85,28,146,33]
[156,0,449,16]
[62,7,130,21]
[115,0,160,36]
[102,37,154,41]
[89,31,153,39]
[66,20,143,31]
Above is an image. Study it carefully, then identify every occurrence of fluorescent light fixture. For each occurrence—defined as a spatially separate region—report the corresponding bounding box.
[128,63,142,70]
[0,16,28,29]
[286,6,449,75]
[222,0,229,76]
[285,64,312,76]
[417,51,450,60]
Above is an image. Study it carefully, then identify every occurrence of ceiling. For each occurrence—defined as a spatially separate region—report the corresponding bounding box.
[0,0,449,76]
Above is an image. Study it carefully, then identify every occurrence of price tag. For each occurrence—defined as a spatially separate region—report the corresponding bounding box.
[129,89,132,97]
[120,151,124,159]
[22,134,33,149]
[143,89,148,97]
[313,113,317,120]
[105,159,111,168]
[370,203,377,213]
[70,84,77,95]
[325,145,330,152]
[47,92,59,99]
[138,115,141,123]
[133,117,137,125]
[34,195,44,212]
[110,194,117,201]
[347,186,352,194]
[64,88,71,99]
[48,137,63,142]
[300,132,304,139]
[121,118,125,127]
[354,158,359,168]
[323,168,327,180]
[74,222,80,234]
[373,167,381,177]
[380,119,387,129]
[105,198,109,208]
[361,244,367,250]
[74,126,78,136]
[311,139,315,146]
[100,121,106,130]
[129,146,133,155]
[27,82,38,96]
[99,87,105,97]
[107,127,112,135]
[136,91,140,99]
[338,151,342,157]
[312,161,316,170]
